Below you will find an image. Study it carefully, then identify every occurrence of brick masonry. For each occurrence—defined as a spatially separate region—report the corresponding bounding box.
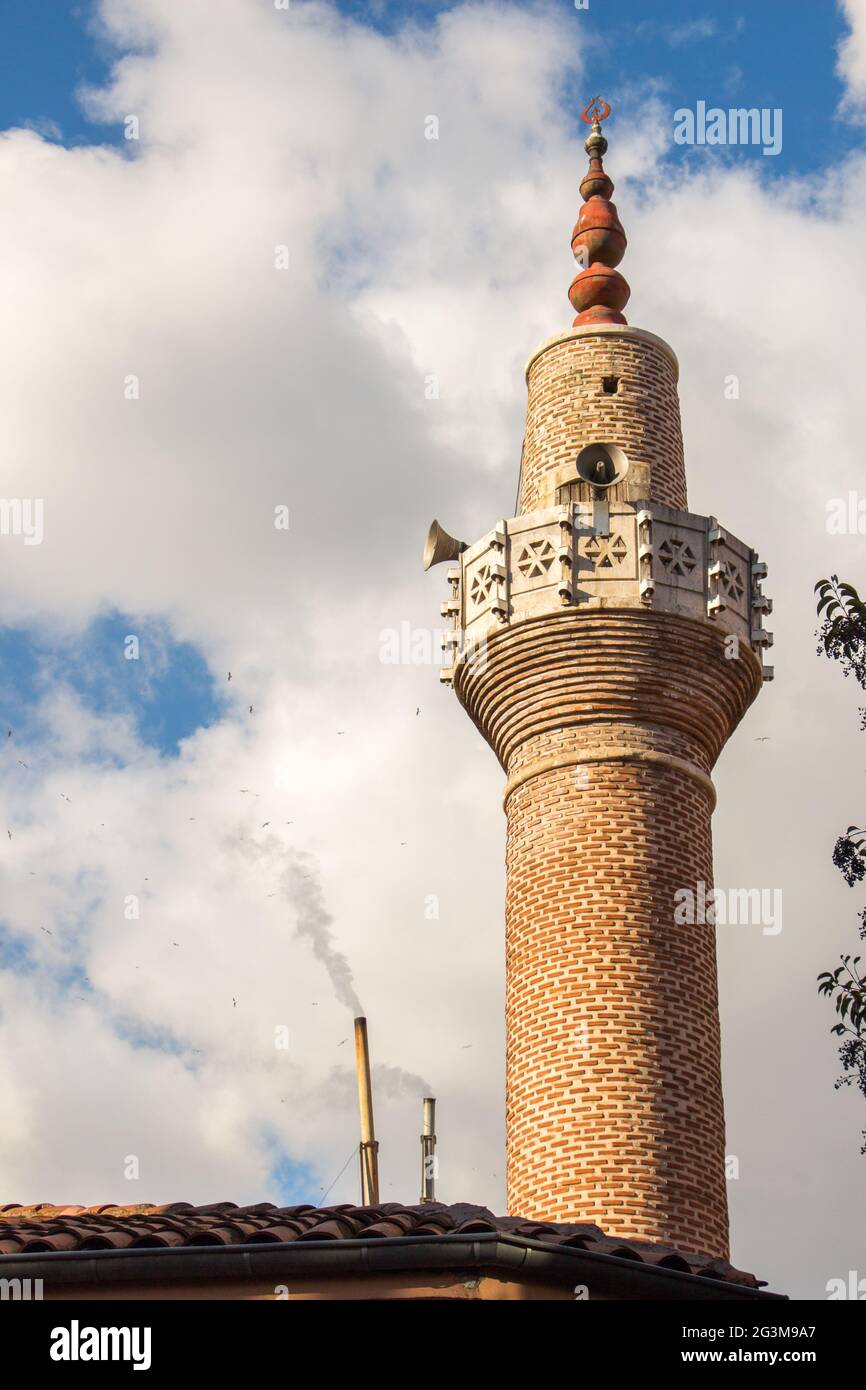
[520,326,687,512]
[456,607,762,1259]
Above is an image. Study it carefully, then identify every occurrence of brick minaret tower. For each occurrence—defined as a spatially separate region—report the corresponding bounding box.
[425,103,773,1260]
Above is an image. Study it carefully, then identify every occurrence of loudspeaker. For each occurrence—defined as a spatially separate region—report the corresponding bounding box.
[423,519,467,571]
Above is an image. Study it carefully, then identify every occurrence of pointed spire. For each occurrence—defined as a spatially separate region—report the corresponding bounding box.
[568,99,630,327]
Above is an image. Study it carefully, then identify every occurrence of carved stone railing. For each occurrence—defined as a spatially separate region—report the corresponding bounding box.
[439,500,773,683]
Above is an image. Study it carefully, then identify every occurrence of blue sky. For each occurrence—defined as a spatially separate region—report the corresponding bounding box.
[0,616,223,758]
[0,0,858,172]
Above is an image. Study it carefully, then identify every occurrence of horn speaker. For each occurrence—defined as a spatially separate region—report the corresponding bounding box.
[422,519,467,571]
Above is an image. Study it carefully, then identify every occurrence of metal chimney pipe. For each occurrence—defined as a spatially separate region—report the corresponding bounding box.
[420,1096,436,1203]
[353,1016,380,1206]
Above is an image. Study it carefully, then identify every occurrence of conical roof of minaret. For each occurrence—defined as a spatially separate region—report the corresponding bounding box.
[568,100,630,327]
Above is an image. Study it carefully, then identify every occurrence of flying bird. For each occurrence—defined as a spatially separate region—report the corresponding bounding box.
[754,736,771,742]
[416,707,420,716]
[227,672,232,682]
[40,927,52,935]
[17,759,28,769]
[249,705,253,714]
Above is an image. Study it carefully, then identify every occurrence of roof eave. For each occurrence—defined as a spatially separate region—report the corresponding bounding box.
[0,1231,785,1300]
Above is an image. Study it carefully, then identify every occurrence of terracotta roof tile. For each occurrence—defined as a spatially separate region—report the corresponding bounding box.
[78,1232,138,1251]
[0,1201,763,1288]
[245,1224,306,1244]
[129,1230,189,1249]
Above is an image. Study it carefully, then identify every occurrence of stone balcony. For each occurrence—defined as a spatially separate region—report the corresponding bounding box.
[439,500,773,683]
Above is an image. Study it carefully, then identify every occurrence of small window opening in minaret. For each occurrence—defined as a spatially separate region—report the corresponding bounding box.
[602,375,619,394]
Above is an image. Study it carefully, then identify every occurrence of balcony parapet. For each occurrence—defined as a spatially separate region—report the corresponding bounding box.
[438,500,773,685]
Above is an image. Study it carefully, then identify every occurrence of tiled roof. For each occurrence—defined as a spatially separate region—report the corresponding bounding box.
[0,1201,762,1287]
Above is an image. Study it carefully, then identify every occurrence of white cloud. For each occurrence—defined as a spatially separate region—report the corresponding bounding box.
[633,16,720,49]
[667,18,717,47]
[0,0,863,1297]
[838,0,866,117]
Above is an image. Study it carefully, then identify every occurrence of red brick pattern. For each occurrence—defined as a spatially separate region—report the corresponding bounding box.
[520,328,686,513]
[456,609,762,1259]
[506,757,724,1255]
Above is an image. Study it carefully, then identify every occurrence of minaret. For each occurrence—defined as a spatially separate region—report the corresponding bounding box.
[425,102,772,1260]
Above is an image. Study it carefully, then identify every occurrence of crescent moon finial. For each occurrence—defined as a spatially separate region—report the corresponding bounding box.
[581,96,612,125]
